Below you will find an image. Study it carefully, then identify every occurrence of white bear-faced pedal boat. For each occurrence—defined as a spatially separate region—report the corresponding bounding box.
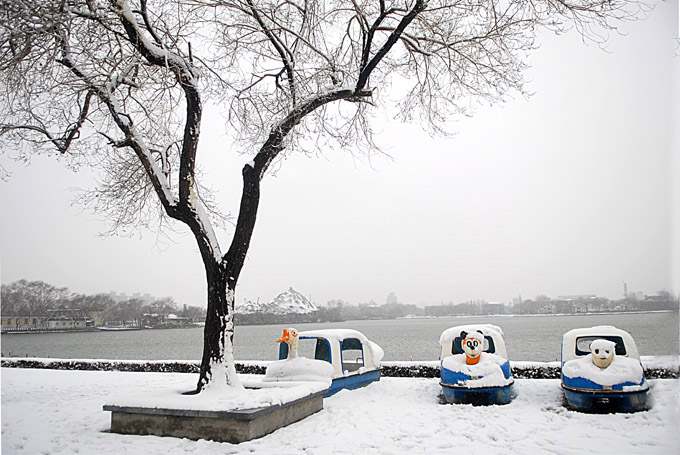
[276,328,384,397]
[438,324,515,405]
[561,326,649,413]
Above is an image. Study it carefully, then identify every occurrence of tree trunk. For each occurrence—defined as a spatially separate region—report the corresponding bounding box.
[195,163,261,393]
[195,262,241,392]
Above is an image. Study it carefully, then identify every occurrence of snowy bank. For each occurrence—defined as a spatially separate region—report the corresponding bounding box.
[2,368,678,454]
[107,379,327,413]
[2,356,677,378]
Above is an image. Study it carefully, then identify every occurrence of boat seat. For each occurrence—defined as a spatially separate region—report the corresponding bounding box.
[343,360,363,373]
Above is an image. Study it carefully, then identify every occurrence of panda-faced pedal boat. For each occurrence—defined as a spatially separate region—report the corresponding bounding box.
[560,326,649,413]
[266,328,384,397]
[438,324,515,405]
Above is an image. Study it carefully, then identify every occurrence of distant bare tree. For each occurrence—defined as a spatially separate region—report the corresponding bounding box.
[69,293,117,311]
[103,298,145,326]
[182,304,207,321]
[0,0,643,393]
[147,296,180,315]
[0,280,70,316]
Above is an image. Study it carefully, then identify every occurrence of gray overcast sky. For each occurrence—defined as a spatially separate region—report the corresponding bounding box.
[1,2,678,308]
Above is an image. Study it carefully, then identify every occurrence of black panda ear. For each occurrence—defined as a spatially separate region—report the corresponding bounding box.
[460,331,468,339]
[476,330,483,335]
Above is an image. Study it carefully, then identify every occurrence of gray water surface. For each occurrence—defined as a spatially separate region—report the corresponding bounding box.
[2,312,677,362]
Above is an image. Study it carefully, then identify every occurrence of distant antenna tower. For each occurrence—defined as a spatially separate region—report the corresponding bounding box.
[623,282,628,298]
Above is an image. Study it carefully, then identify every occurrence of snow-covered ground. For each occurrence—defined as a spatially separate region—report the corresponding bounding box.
[2,368,678,454]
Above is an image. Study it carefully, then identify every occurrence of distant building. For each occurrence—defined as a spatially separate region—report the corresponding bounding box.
[47,316,75,330]
[538,304,557,314]
[109,291,128,303]
[164,313,191,326]
[109,291,157,304]
[2,310,99,332]
[87,311,104,327]
[46,316,93,330]
[1,316,47,331]
[132,293,154,304]
[386,292,398,305]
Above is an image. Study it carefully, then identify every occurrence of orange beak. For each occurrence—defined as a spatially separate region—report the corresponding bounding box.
[277,329,290,343]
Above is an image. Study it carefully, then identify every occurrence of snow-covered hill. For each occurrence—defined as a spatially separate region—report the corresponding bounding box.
[236,288,318,314]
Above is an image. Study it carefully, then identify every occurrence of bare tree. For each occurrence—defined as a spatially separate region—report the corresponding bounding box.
[0,279,70,316]
[0,0,643,393]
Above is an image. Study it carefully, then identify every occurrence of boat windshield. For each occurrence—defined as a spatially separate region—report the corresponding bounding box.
[341,338,364,372]
[278,338,333,363]
[314,338,331,362]
[574,336,626,357]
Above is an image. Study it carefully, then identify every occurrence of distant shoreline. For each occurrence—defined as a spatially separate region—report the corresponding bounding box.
[325,309,679,324]
[1,324,202,335]
[431,309,678,318]
[2,309,676,334]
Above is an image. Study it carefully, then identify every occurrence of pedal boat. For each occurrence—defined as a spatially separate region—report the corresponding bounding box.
[277,328,384,397]
[561,326,649,413]
[438,324,515,405]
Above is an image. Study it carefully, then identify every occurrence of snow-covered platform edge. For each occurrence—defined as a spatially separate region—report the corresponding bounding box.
[104,384,326,443]
[2,356,678,378]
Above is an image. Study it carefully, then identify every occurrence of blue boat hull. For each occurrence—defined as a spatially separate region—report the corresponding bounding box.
[325,370,380,397]
[439,382,515,405]
[562,385,649,413]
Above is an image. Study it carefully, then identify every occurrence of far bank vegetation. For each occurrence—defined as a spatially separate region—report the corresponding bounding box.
[1,279,205,331]
[5,279,676,332]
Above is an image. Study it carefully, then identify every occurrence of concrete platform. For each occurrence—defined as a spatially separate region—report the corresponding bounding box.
[103,390,324,443]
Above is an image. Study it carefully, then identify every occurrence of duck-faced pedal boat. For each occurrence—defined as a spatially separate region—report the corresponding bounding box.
[271,328,384,397]
[438,324,515,405]
[561,326,649,413]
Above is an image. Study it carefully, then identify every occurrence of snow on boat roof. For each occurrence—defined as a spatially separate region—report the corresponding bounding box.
[561,326,641,361]
[439,324,505,345]
[562,326,630,339]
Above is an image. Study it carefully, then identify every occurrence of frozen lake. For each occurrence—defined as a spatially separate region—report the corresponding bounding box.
[2,311,678,362]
